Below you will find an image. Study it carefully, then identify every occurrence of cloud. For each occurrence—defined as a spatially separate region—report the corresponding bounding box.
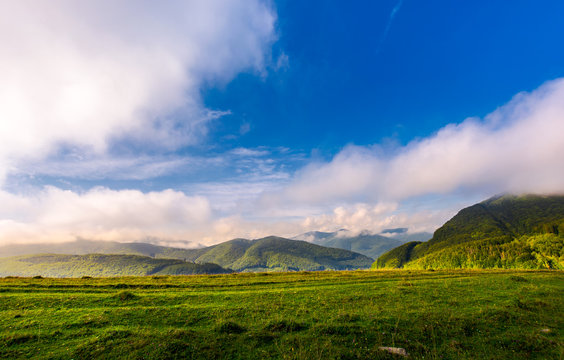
[230,147,270,157]
[0,187,211,245]
[0,0,277,181]
[0,144,304,246]
[0,184,324,247]
[271,78,564,207]
[298,197,473,235]
[10,154,196,181]
[0,186,448,246]
[8,145,296,184]
[376,0,404,53]
[274,52,290,71]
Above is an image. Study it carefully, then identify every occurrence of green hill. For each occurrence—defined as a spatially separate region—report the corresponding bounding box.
[0,254,232,277]
[375,194,564,269]
[191,236,374,271]
[0,237,373,273]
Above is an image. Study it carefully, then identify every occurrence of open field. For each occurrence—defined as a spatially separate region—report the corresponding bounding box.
[1,270,562,359]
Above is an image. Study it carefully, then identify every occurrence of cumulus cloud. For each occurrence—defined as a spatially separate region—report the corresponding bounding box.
[0,0,276,180]
[272,78,564,206]
[0,185,324,246]
[300,202,462,235]
[0,187,211,245]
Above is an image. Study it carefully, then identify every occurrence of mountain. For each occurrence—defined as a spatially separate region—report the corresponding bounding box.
[385,231,432,243]
[0,236,374,273]
[0,239,205,259]
[0,254,232,277]
[292,229,431,259]
[374,194,564,269]
[188,236,374,271]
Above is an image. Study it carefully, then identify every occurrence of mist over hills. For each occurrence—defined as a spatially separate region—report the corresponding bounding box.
[375,194,564,269]
[0,236,374,275]
[292,229,431,259]
[0,239,202,260]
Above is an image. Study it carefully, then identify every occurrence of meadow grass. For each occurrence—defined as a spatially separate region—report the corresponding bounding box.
[0,270,562,359]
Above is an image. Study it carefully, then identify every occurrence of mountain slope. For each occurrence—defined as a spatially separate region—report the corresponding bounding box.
[0,239,205,260]
[231,236,373,271]
[374,194,564,269]
[193,236,373,271]
[0,237,373,273]
[292,229,427,259]
[0,254,232,277]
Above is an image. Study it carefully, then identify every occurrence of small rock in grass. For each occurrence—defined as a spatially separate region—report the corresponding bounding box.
[379,346,408,357]
[540,328,551,333]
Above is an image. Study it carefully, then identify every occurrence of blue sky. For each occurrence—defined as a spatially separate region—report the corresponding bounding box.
[205,0,564,151]
[1,0,564,246]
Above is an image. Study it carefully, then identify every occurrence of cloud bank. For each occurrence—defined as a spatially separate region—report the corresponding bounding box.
[272,78,564,207]
[2,78,564,246]
[0,187,211,245]
[0,0,276,180]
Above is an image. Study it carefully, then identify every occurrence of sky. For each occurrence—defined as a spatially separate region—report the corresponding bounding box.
[1,0,564,247]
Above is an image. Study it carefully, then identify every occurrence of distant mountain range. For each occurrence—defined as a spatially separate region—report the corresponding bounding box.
[292,229,431,259]
[375,194,564,269]
[0,238,197,259]
[0,236,374,276]
[12,192,562,276]
[0,254,231,277]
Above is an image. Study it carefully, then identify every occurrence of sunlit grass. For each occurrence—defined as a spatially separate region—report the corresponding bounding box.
[1,270,562,359]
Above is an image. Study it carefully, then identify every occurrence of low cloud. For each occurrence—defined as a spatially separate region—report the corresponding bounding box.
[0,186,318,247]
[271,78,564,207]
[0,187,211,245]
[300,202,453,235]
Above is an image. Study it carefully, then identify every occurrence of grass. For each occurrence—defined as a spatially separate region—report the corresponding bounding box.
[0,270,562,359]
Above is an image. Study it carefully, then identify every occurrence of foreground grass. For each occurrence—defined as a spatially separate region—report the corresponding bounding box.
[0,270,562,359]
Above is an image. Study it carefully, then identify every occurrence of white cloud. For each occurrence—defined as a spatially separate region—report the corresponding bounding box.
[1,3,563,249]
[0,0,276,181]
[271,78,564,206]
[300,202,462,235]
[274,52,290,71]
[0,187,211,245]
[11,155,196,181]
[230,147,271,157]
[9,145,290,183]
[0,185,318,247]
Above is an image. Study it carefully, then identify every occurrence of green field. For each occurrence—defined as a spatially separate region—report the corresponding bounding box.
[1,270,562,359]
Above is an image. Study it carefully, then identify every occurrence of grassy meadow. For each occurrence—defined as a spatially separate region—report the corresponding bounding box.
[0,270,562,359]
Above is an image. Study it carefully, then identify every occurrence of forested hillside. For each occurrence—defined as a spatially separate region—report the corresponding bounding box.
[0,237,373,274]
[0,254,231,277]
[375,194,564,269]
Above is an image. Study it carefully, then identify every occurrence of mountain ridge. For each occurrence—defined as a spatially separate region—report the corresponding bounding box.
[0,236,374,273]
[375,194,564,269]
[0,253,232,277]
[292,229,431,259]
